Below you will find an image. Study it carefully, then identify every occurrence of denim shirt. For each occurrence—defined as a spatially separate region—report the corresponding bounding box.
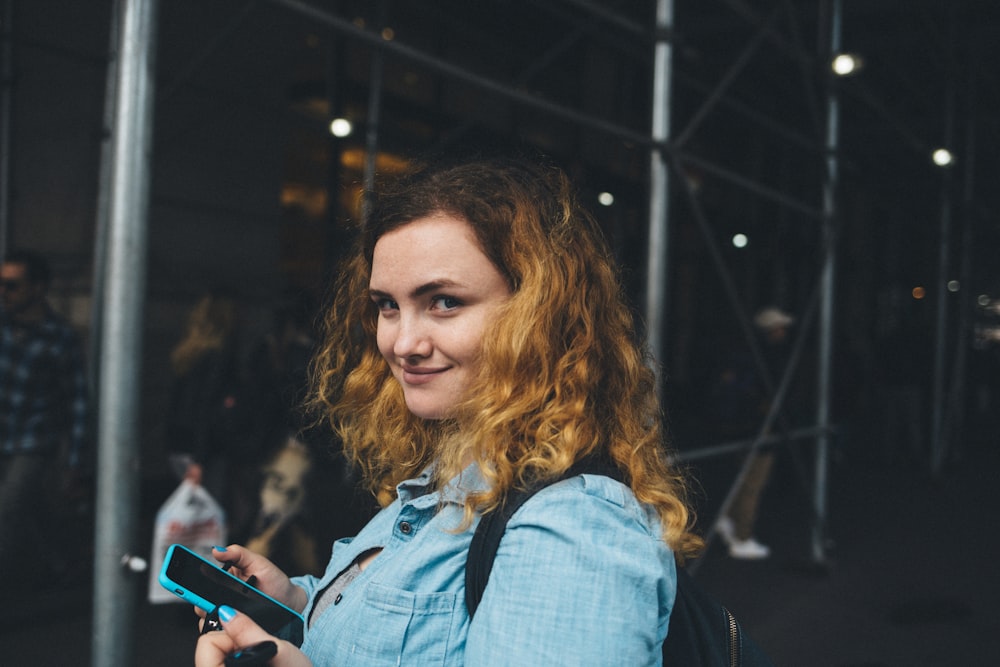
[292,464,676,666]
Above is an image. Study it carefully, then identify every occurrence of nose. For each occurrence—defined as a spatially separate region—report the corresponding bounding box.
[392,312,433,360]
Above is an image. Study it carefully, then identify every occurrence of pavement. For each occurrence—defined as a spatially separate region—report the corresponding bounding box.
[2,426,997,666]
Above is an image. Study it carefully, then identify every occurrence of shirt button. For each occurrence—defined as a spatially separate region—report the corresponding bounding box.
[399,521,413,534]
[334,593,343,605]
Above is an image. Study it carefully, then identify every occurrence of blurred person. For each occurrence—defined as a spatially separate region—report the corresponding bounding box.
[0,249,89,591]
[190,155,702,665]
[715,306,795,560]
[246,287,318,446]
[244,288,332,575]
[165,292,260,542]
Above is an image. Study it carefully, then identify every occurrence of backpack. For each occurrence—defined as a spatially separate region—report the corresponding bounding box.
[465,458,775,667]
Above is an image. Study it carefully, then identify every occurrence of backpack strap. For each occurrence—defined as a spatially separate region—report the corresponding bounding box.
[464,457,775,667]
[465,455,624,618]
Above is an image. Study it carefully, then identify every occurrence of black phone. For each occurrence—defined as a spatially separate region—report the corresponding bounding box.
[159,544,305,646]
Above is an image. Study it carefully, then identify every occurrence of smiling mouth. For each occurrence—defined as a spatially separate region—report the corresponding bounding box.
[400,365,448,385]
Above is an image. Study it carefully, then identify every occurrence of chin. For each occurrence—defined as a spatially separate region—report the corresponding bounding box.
[404,398,452,421]
[407,407,449,420]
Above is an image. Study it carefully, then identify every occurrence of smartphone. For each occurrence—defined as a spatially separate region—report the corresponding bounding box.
[159,543,305,646]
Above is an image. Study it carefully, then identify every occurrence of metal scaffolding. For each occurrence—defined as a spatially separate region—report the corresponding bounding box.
[83,0,977,662]
[91,0,158,665]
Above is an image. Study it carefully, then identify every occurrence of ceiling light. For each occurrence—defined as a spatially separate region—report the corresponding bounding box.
[932,148,954,167]
[329,118,353,138]
[831,53,863,77]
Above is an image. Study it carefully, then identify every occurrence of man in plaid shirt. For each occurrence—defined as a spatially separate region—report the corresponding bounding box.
[0,249,89,589]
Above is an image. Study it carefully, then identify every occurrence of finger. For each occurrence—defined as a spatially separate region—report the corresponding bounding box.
[195,606,273,667]
[211,545,258,582]
[218,605,276,647]
[195,625,238,667]
[212,544,262,575]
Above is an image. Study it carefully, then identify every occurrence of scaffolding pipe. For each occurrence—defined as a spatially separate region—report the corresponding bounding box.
[672,6,778,149]
[0,0,12,255]
[88,0,122,400]
[645,0,673,376]
[264,0,655,148]
[268,0,827,242]
[812,0,841,566]
[947,60,977,462]
[930,138,954,475]
[91,0,158,664]
[361,0,386,217]
[931,18,957,476]
[676,150,822,219]
[678,425,830,463]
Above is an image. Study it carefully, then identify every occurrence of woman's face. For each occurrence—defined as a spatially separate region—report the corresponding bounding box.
[369,214,511,420]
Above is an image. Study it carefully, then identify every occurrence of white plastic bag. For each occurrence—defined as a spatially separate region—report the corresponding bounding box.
[147,479,227,604]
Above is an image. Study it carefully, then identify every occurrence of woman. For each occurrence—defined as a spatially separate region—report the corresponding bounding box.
[194,156,702,666]
[165,293,259,540]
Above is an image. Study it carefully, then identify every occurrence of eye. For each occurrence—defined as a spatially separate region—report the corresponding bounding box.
[431,295,462,311]
[372,296,398,312]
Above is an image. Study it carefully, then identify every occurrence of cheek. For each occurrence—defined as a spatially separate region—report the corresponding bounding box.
[375,320,394,361]
[451,322,490,366]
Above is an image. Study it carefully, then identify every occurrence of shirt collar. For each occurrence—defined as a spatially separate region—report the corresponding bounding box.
[395,461,490,507]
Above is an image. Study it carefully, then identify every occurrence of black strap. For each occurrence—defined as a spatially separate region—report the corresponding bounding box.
[464,456,776,667]
[464,455,624,617]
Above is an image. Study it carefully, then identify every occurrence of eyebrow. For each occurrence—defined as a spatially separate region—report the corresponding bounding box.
[369,279,463,300]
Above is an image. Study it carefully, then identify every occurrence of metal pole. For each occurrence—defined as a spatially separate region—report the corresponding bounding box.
[88,0,122,400]
[91,0,158,664]
[947,55,977,462]
[361,0,386,219]
[645,0,673,377]
[0,0,13,256]
[930,15,957,477]
[812,0,841,566]
[930,130,954,477]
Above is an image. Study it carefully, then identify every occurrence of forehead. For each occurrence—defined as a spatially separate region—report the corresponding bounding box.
[370,215,490,283]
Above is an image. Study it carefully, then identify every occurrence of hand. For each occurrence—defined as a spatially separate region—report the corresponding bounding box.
[195,605,311,667]
[210,545,308,613]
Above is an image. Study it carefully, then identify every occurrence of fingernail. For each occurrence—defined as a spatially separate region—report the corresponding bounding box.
[217,605,237,623]
[213,545,228,552]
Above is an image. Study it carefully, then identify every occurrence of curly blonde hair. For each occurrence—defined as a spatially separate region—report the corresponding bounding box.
[309,156,702,559]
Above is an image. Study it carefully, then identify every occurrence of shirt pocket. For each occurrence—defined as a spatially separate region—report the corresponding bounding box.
[343,581,463,665]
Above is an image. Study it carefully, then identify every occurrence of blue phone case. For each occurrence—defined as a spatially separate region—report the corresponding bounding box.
[158,543,305,646]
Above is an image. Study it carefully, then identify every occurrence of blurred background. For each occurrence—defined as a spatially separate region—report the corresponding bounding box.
[2,0,999,665]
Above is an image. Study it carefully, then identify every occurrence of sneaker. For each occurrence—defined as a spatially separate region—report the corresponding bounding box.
[715,516,737,547]
[728,537,771,560]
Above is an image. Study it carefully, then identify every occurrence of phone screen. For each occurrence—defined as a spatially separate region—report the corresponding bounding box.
[159,544,305,646]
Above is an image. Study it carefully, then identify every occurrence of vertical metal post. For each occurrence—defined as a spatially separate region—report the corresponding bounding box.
[930,123,954,477]
[361,0,387,220]
[930,12,957,477]
[0,0,13,255]
[947,61,977,464]
[88,0,122,399]
[91,0,158,665]
[812,0,841,565]
[645,0,673,380]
